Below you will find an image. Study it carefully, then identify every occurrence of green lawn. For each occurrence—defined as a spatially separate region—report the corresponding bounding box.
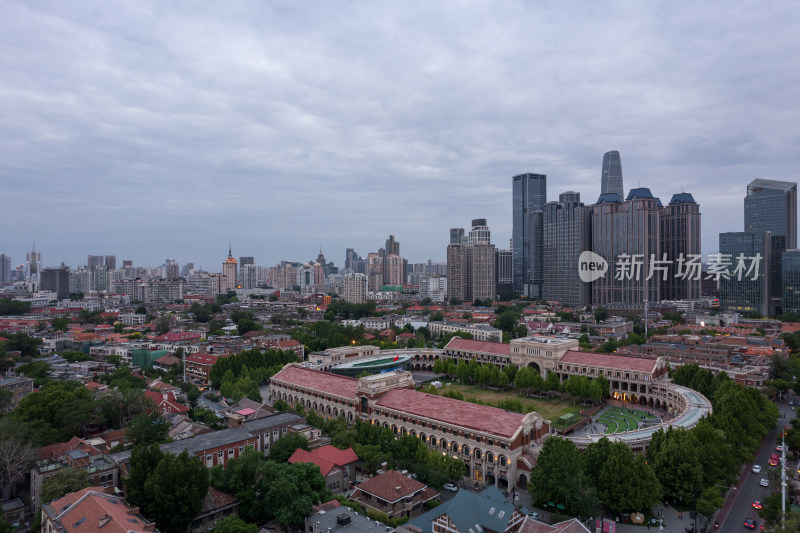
[435,383,584,421]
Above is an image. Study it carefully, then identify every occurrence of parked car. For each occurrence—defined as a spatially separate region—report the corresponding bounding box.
[752,464,762,474]
[528,511,539,519]
[350,480,361,488]
[443,483,458,492]
[760,478,769,487]
[776,445,784,452]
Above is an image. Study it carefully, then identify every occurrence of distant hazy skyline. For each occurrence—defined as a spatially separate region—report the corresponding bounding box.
[2,1,799,270]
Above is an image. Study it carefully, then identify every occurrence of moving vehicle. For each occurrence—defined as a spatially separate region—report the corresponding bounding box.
[443,483,458,492]
[752,464,762,473]
[769,453,780,467]
[752,499,762,510]
[760,478,769,487]
[744,518,756,529]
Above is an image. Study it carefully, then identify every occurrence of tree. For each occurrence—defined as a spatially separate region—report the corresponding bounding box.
[594,307,609,323]
[273,398,290,412]
[146,450,209,533]
[40,467,89,504]
[135,304,147,315]
[51,317,69,331]
[211,516,258,533]
[598,441,661,515]
[154,316,171,335]
[529,437,588,516]
[268,432,310,463]
[127,411,170,446]
[0,419,35,499]
[125,443,165,514]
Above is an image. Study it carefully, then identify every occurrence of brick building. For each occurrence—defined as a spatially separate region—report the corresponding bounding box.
[350,470,438,519]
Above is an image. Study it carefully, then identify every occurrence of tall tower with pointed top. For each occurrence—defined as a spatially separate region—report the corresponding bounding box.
[26,244,42,285]
[220,244,238,293]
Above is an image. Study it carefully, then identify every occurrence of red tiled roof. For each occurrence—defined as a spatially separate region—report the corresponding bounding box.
[376,388,525,439]
[154,332,202,342]
[271,365,358,399]
[37,437,92,462]
[186,353,218,365]
[154,354,181,366]
[276,340,301,348]
[354,470,427,503]
[44,488,152,533]
[444,337,511,356]
[560,350,660,373]
[288,446,358,477]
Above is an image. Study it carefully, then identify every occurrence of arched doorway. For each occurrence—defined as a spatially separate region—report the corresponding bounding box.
[498,474,508,491]
[486,470,496,487]
[527,361,541,374]
[474,468,483,482]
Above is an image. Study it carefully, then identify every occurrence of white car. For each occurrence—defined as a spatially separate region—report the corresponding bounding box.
[760,478,769,487]
[443,483,458,492]
[777,445,784,452]
[752,464,762,474]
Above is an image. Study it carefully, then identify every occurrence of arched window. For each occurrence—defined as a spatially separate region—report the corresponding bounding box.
[474,449,482,460]
[462,445,470,456]
[430,436,437,447]
[499,455,507,467]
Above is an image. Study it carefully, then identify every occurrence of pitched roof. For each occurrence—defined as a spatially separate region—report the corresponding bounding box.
[560,351,660,373]
[376,388,526,439]
[271,364,358,399]
[353,470,427,503]
[42,487,154,533]
[406,485,515,533]
[288,445,359,477]
[186,353,218,365]
[444,337,511,356]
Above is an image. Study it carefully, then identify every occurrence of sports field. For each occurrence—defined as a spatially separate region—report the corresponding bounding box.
[435,383,583,421]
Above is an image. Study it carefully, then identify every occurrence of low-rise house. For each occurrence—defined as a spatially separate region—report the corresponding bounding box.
[41,487,157,533]
[350,470,438,519]
[188,487,238,533]
[402,486,524,533]
[287,445,358,493]
[145,390,190,415]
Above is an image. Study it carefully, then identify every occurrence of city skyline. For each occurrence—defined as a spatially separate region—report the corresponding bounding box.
[2,2,800,268]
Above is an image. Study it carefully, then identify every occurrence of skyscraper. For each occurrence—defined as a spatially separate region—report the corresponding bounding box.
[660,193,702,300]
[220,245,238,293]
[104,256,117,271]
[0,254,10,283]
[543,192,592,307]
[745,179,797,248]
[592,188,661,308]
[385,235,400,256]
[600,151,624,198]
[447,219,496,303]
[88,255,105,271]
[26,246,42,285]
[512,173,546,297]
[450,228,465,245]
[719,231,772,316]
[744,179,797,311]
[782,250,800,314]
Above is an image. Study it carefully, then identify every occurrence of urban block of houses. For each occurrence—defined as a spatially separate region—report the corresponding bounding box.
[144,390,190,415]
[0,375,34,413]
[288,445,359,493]
[350,469,438,519]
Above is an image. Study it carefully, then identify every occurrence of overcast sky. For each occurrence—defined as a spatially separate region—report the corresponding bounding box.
[2,1,799,271]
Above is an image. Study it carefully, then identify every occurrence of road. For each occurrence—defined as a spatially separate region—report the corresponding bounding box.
[719,399,795,531]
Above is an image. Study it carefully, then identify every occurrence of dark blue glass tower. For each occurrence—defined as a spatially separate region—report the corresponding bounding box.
[601,150,624,198]
[512,173,546,297]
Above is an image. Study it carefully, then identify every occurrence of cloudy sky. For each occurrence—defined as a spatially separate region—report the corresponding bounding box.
[2,1,799,271]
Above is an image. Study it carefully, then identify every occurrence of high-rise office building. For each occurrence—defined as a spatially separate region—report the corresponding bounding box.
[26,246,42,285]
[0,254,10,283]
[220,245,238,293]
[719,231,772,316]
[543,192,592,307]
[450,228,465,245]
[600,151,624,198]
[165,259,180,279]
[783,250,800,314]
[660,193,702,300]
[592,188,661,308]
[512,173,546,298]
[41,268,70,300]
[745,179,797,249]
[495,249,513,300]
[744,179,796,312]
[104,256,116,271]
[367,253,384,292]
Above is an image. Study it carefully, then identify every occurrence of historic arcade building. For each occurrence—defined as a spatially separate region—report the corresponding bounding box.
[270,364,548,490]
[443,336,671,408]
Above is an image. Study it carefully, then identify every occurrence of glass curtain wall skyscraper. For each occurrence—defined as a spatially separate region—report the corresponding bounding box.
[512,173,546,298]
[600,151,624,198]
